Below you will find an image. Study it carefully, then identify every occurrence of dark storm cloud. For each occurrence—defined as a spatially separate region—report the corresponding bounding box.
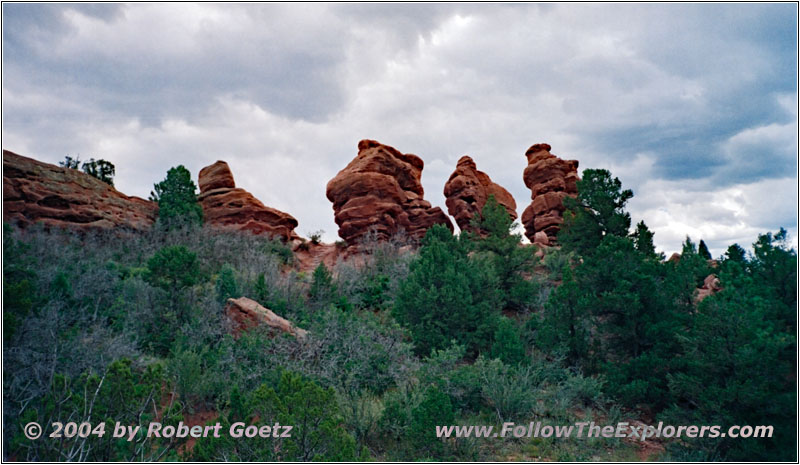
[4,3,350,124]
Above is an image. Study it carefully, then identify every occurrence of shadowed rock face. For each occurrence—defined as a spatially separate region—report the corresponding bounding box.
[3,150,156,231]
[326,139,453,246]
[443,155,517,233]
[198,161,298,240]
[520,144,579,244]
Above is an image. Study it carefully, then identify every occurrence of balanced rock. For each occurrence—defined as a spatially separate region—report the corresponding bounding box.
[224,297,308,340]
[443,155,517,232]
[520,144,579,244]
[3,150,156,231]
[326,139,452,246]
[198,161,298,240]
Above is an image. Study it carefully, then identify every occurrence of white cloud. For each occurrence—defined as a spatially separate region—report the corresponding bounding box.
[2,3,796,250]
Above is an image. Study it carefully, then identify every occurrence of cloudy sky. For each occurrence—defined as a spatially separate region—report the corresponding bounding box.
[3,3,797,256]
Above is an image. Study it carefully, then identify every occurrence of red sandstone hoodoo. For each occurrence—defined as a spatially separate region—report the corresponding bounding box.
[326,139,452,247]
[198,160,298,241]
[443,155,517,233]
[520,143,579,245]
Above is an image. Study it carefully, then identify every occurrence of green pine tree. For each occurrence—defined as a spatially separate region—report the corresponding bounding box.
[394,224,501,357]
[698,239,712,260]
[559,168,633,255]
[150,165,203,226]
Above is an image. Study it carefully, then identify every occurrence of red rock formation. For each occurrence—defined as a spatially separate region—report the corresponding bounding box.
[3,150,156,231]
[696,274,722,303]
[443,155,517,232]
[520,144,579,244]
[225,297,308,340]
[198,161,235,192]
[532,231,550,247]
[326,139,452,246]
[293,242,345,274]
[198,161,298,240]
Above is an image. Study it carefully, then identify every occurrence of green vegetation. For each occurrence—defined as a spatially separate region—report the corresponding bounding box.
[393,224,500,357]
[3,164,795,462]
[59,155,116,186]
[150,165,203,226]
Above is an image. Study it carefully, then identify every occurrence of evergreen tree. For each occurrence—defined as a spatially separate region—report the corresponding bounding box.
[81,158,115,186]
[535,265,588,365]
[698,239,712,260]
[490,317,526,365]
[544,170,682,405]
[254,272,269,304]
[671,236,712,305]
[150,165,203,226]
[724,243,747,263]
[394,224,501,357]
[194,371,361,461]
[408,386,455,458]
[215,264,239,303]
[559,169,633,255]
[631,220,658,258]
[59,155,80,169]
[145,245,201,328]
[666,230,796,460]
[309,263,335,304]
[467,195,539,311]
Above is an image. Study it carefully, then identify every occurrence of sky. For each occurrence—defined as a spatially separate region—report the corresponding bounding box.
[2,3,797,256]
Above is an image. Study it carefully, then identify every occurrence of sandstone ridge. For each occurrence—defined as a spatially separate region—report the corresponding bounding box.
[3,149,156,231]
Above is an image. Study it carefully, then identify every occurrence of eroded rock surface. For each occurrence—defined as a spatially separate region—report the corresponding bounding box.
[696,274,722,302]
[326,139,452,246]
[225,297,308,340]
[198,161,298,240]
[443,155,517,232]
[3,150,156,231]
[521,144,579,244]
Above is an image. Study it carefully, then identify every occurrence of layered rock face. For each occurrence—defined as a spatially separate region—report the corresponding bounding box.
[443,156,517,232]
[326,139,453,246]
[198,161,298,240]
[521,144,579,244]
[224,297,308,340]
[3,150,156,231]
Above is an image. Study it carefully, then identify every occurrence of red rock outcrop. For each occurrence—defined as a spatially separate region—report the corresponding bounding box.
[532,231,550,247]
[3,150,156,231]
[521,144,579,244]
[443,155,517,232]
[326,139,453,246]
[696,274,721,303]
[198,161,298,240]
[225,297,308,340]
